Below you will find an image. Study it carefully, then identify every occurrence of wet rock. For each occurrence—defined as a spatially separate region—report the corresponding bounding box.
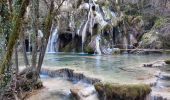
[41,68,101,84]
[70,85,98,100]
[94,83,151,100]
[157,80,170,88]
[84,35,99,54]
[143,64,153,67]
[159,72,170,80]
[164,60,170,65]
[85,45,95,54]
[152,95,168,100]
[70,86,82,100]
[143,61,166,68]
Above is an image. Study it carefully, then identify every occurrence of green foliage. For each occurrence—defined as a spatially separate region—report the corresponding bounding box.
[0,0,29,91]
[85,46,94,54]
[112,50,120,55]
[0,2,11,44]
[153,17,164,29]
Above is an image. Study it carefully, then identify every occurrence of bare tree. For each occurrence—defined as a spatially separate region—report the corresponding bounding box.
[37,0,55,75]
[31,0,39,69]
[37,0,66,75]
[14,43,19,74]
[20,27,30,67]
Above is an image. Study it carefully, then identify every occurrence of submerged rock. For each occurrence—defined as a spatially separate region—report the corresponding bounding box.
[143,60,166,68]
[94,83,151,100]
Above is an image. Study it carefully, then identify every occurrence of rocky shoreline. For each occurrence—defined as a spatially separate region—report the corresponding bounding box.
[41,68,101,84]
[38,66,170,100]
[143,60,170,100]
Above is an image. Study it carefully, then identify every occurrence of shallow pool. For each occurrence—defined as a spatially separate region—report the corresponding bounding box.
[41,53,170,83]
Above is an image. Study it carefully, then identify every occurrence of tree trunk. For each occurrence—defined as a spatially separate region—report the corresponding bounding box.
[37,0,54,75]
[20,27,30,67]
[14,43,19,74]
[36,0,65,75]
[31,0,39,69]
[0,0,29,74]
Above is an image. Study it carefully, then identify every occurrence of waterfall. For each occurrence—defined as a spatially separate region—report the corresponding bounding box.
[129,34,136,49]
[95,35,101,55]
[79,0,108,53]
[76,85,99,100]
[81,3,93,52]
[123,36,128,54]
[46,28,58,53]
[111,10,116,17]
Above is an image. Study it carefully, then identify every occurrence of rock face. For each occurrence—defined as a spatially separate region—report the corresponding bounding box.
[55,0,170,53]
[165,60,170,64]
[94,83,151,100]
[139,18,170,49]
[25,0,170,54]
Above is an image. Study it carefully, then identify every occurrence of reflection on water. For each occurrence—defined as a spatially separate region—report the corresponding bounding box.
[42,53,170,83]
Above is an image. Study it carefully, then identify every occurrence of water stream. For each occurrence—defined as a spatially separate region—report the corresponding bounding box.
[80,2,92,52]
[80,0,107,53]
[46,27,58,53]
[95,35,101,55]
[151,65,170,99]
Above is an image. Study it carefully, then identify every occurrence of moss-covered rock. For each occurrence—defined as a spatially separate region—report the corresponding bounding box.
[94,83,151,100]
[112,48,120,55]
[165,60,170,64]
[139,17,170,49]
[34,79,43,89]
[138,30,162,49]
[85,45,95,54]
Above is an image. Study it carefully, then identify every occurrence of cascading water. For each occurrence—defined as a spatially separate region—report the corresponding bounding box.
[79,0,110,54]
[95,35,101,55]
[81,3,93,52]
[47,27,58,53]
[123,36,128,54]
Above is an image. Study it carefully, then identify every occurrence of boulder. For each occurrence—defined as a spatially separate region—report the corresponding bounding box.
[70,84,99,100]
[165,60,170,65]
[143,60,166,68]
[94,83,151,100]
[139,18,170,49]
